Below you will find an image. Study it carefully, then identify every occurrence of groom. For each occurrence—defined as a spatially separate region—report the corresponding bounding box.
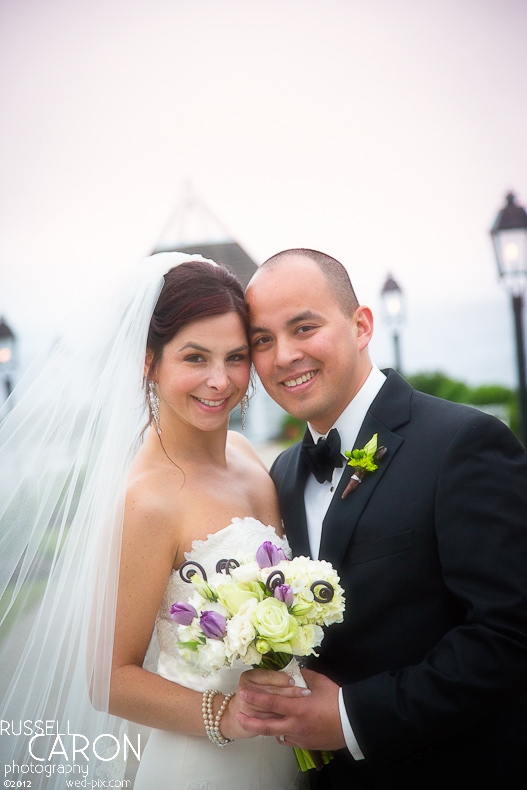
[239,248,527,788]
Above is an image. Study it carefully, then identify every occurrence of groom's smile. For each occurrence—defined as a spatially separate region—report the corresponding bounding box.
[283,370,318,388]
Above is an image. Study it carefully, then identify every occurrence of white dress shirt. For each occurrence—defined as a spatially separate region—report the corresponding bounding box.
[304,365,386,760]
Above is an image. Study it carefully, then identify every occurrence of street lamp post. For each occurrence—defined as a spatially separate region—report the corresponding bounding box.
[490,191,527,447]
[0,316,16,401]
[381,274,404,374]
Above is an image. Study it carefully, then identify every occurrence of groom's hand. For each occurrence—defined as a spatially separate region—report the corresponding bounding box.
[236,668,346,751]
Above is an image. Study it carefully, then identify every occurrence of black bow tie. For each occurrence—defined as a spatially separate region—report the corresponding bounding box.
[300,428,343,484]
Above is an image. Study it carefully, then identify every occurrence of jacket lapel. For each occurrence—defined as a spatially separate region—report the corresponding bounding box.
[318,370,410,568]
[272,439,312,558]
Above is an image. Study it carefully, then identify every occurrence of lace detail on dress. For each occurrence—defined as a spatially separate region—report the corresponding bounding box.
[155,518,291,691]
[187,782,217,790]
[186,517,291,562]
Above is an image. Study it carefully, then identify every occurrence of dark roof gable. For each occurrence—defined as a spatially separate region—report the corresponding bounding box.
[154,241,258,288]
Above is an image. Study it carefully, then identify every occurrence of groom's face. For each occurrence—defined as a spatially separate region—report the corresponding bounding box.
[246,255,372,434]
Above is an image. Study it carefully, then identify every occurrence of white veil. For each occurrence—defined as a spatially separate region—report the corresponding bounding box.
[0,251,213,787]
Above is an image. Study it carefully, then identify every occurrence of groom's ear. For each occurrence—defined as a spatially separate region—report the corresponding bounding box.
[354,306,374,350]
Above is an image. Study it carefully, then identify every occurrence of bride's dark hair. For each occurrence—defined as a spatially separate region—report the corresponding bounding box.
[146,260,248,377]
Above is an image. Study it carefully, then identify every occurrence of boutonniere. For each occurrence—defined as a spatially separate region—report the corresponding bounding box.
[341,433,387,499]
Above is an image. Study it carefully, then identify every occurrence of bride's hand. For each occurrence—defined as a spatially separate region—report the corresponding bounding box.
[238,667,310,703]
[218,691,262,740]
[219,670,306,741]
[235,668,308,718]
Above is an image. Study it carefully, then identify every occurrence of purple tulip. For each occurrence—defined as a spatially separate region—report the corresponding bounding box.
[256,541,287,569]
[200,610,227,639]
[170,602,198,625]
[273,584,294,607]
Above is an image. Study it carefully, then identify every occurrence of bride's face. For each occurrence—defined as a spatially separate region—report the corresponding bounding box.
[150,311,250,432]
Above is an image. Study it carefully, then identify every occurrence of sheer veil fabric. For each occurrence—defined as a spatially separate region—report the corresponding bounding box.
[0,252,213,787]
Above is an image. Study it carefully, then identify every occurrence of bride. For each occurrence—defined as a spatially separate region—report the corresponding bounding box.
[0,253,301,789]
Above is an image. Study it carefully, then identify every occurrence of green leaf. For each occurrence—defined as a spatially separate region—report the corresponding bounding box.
[362,433,378,457]
[177,640,202,651]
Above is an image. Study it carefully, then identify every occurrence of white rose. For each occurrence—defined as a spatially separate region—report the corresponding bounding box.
[217,581,264,615]
[251,597,298,652]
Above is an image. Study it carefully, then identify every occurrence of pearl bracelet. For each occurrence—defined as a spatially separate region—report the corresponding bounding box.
[202,689,235,747]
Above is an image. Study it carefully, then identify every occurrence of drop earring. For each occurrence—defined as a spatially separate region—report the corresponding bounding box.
[240,394,249,431]
[148,380,161,434]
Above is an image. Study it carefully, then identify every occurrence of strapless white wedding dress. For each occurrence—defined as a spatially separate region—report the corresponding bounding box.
[133,518,303,790]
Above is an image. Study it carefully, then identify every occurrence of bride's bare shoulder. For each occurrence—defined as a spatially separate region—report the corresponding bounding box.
[227,432,282,533]
[124,454,182,536]
[227,430,269,471]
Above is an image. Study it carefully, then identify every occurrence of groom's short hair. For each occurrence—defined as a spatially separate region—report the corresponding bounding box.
[258,248,359,315]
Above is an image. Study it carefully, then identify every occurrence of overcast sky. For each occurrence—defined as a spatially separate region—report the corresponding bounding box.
[1,0,526,388]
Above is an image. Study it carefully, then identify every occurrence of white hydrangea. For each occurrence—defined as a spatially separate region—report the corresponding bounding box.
[280,556,345,627]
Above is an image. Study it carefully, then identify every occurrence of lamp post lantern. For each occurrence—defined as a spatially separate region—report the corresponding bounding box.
[490,191,527,447]
[0,316,16,401]
[381,274,404,374]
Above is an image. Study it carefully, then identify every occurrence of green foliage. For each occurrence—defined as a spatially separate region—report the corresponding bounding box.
[469,384,515,406]
[406,371,520,438]
[406,372,472,404]
[280,414,306,444]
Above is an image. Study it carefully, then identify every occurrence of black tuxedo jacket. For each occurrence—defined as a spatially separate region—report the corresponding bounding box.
[271,370,527,788]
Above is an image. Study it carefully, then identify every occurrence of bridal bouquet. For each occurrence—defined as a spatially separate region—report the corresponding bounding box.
[171,541,345,771]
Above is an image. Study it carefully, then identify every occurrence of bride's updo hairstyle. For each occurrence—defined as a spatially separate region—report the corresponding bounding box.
[146,259,248,379]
